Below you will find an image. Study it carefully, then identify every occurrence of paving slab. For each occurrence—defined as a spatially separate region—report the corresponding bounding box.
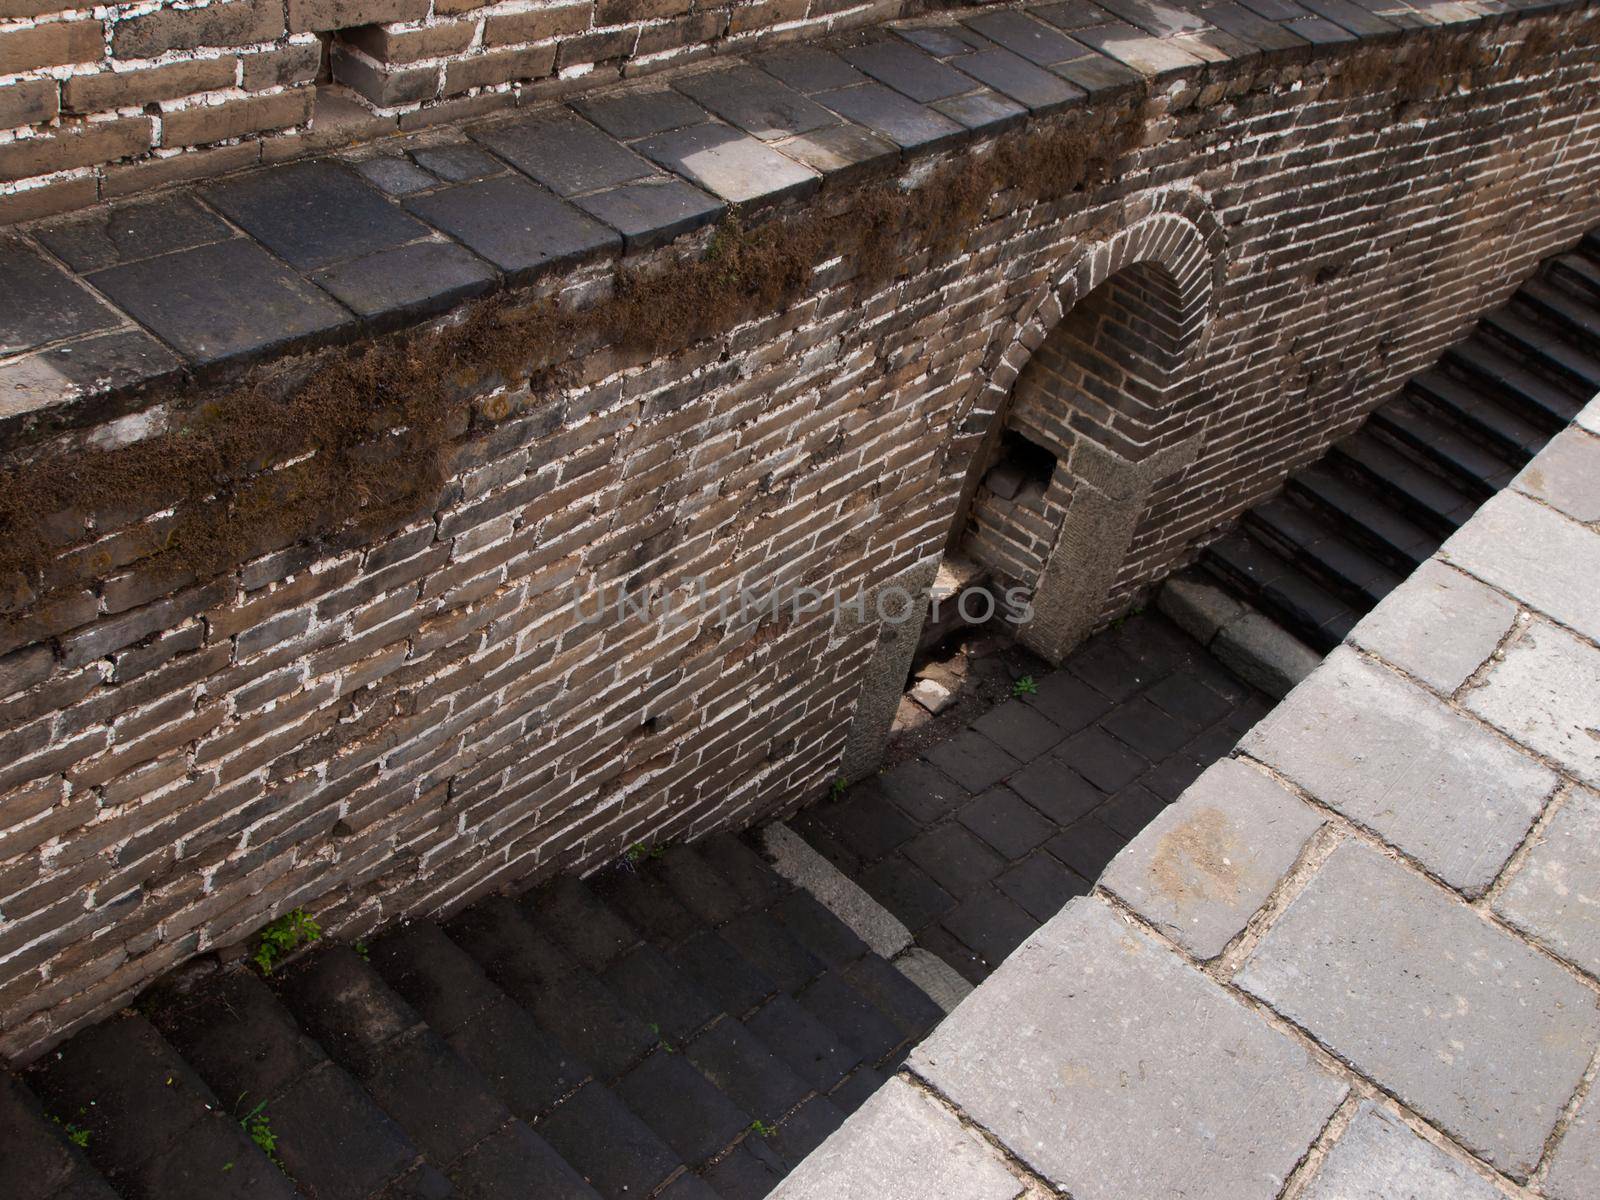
[312,239,497,326]
[1240,646,1554,896]
[771,123,899,182]
[570,86,709,141]
[1441,490,1600,645]
[203,160,432,271]
[88,238,354,368]
[574,178,724,252]
[910,896,1345,1200]
[755,45,868,94]
[1096,0,1212,36]
[1101,757,1325,959]
[1494,785,1600,978]
[674,65,838,141]
[950,46,1086,112]
[470,112,657,197]
[768,1076,1022,1200]
[895,25,985,58]
[1236,840,1600,1179]
[635,123,820,205]
[933,89,1028,133]
[404,176,620,281]
[1545,1077,1600,1200]
[1301,1101,1506,1200]
[354,155,437,196]
[841,41,976,102]
[1073,21,1209,73]
[0,237,120,357]
[964,9,1088,64]
[1463,619,1600,788]
[34,192,232,273]
[0,327,182,419]
[1512,425,1600,525]
[1348,558,1517,694]
[410,143,503,183]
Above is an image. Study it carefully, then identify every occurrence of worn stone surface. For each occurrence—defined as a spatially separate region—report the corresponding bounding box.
[1512,426,1600,523]
[1301,1102,1506,1200]
[1494,785,1600,978]
[34,194,233,274]
[1545,1077,1600,1200]
[1101,757,1323,960]
[1213,609,1321,698]
[1240,647,1554,895]
[1464,620,1600,788]
[1158,574,1244,642]
[1236,840,1600,1179]
[0,238,120,356]
[470,113,657,197]
[573,179,724,251]
[770,1076,1020,1200]
[911,897,1345,1199]
[1442,491,1600,646]
[814,83,965,151]
[404,176,619,280]
[1349,558,1518,695]
[311,239,498,325]
[635,123,820,205]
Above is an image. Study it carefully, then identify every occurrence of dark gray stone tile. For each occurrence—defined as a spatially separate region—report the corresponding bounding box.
[996,851,1090,921]
[405,175,619,282]
[571,86,709,141]
[771,123,899,183]
[951,46,1086,113]
[203,160,432,271]
[959,786,1057,859]
[0,328,181,424]
[971,699,1063,761]
[615,1052,749,1166]
[1031,0,1112,30]
[903,823,1008,898]
[354,155,439,196]
[1056,725,1148,792]
[1051,49,1148,94]
[410,143,504,182]
[472,112,656,197]
[635,123,819,205]
[1096,0,1211,35]
[312,239,497,327]
[1198,0,1315,51]
[842,40,976,103]
[447,1122,596,1200]
[685,1017,809,1120]
[814,84,965,152]
[87,239,353,368]
[933,89,1028,133]
[940,886,1039,966]
[755,45,866,94]
[746,994,863,1093]
[878,759,970,825]
[574,178,724,251]
[1102,695,1192,759]
[0,237,120,356]
[674,65,837,141]
[1046,815,1127,880]
[1009,760,1103,825]
[34,193,232,274]
[925,728,1021,793]
[895,24,985,58]
[538,1082,681,1198]
[858,856,955,932]
[965,9,1089,64]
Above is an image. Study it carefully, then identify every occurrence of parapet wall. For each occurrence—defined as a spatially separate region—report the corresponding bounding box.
[0,1,1598,1061]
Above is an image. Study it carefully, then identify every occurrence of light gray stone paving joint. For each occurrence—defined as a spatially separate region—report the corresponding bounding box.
[910,896,1347,1200]
[1240,645,1554,896]
[1100,756,1326,960]
[1348,558,1518,696]
[1463,618,1600,790]
[1512,425,1600,524]
[1235,839,1600,1180]
[1545,1074,1600,1200]
[1494,784,1600,980]
[769,1075,1024,1200]
[1300,1101,1508,1200]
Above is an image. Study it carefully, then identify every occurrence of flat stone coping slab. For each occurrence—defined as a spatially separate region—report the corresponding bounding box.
[0,0,1581,450]
[774,396,1600,1196]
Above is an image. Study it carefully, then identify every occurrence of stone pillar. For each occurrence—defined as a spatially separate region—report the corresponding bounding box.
[839,558,940,782]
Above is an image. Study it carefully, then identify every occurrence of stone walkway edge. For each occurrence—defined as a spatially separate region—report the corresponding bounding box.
[770,391,1600,1200]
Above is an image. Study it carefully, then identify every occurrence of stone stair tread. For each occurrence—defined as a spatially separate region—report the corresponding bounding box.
[27,1014,297,1200]
[716,910,826,998]
[658,1169,722,1199]
[600,941,723,1045]
[151,968,421,1200]
[771,891,871,970]
[527,876,641,974]
[0,1072,119,1200]
[697,834,792,910]
[445,1121,599,1200]
[1370,396,1514,494]
[755,1094,847,1169]
[535,1082,683,1200]
[1244,498,1405,608]
[1550,251,1600,300]
[1445,339,1585,429]
[369,922,587,1119]
[1406,371,1547,459]
[612,1051,752,1167]
[1288,462,1440,567]
[590,868,707,947]
[745,994,865,1094]
[1483,306,1600,391]
[1518,276,1600,348]
[682,1018,812,1122]
[446,898,657,1079]
[795,971,906,1066]
[838,955,944,1039]
[655,846,748,927]
[1328,431,1478,531]
[1202,533,1357,652]
[702,1144,784,1199]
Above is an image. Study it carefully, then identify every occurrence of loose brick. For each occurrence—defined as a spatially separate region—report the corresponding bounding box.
[239,41,324,90]
[343,19,478,64]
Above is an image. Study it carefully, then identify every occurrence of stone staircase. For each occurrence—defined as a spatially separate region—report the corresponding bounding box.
[1199,227,1600,652]
[0,834,943,1200]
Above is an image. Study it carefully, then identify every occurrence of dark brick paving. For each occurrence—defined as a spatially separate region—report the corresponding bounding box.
[793,611,1271,983]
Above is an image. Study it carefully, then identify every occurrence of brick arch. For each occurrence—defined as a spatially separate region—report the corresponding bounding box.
[955,193,1225,663]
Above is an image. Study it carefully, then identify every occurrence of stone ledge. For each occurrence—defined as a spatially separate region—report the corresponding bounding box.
[780,393,1600,1199]
[0,0,1589,452]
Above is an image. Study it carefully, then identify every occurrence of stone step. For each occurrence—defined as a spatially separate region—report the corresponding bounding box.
[1201,532,1359,653]
[1284,461,1440,572]
[25,1012,299,1200]
[1481,307,1600,395]
[1516,276,1600,356]
[1326,431,1479,535]
[1444,339,1585,432]
[0,1072,120,1200]
[1242,498,1406,611]
[1369,396,1515,497]
[149,966,427,1200]
[274,945,595,1199]
[1406,370,1547,461]
[1549,251,1600,302]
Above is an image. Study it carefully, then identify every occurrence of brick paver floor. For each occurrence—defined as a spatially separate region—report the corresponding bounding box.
[792,611,1271,982]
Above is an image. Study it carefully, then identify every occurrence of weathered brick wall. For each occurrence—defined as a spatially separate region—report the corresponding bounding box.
[0,0,903,222]
[1,9,1598,1062]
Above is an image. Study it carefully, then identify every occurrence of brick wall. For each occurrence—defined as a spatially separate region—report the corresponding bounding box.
[1,10,1598,1062]
[0,0,903,222]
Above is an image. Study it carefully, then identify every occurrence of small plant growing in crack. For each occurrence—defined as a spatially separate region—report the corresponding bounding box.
[353,939,370,962]
[830,777,847,801]
[623,842,665,871]
[749,1118,777,1138]
[238,1098,282,1169]
[52,1114,90,1148]
[647,1022,676,1053]
[252,908,321,975]
[1012,675,1038,698]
